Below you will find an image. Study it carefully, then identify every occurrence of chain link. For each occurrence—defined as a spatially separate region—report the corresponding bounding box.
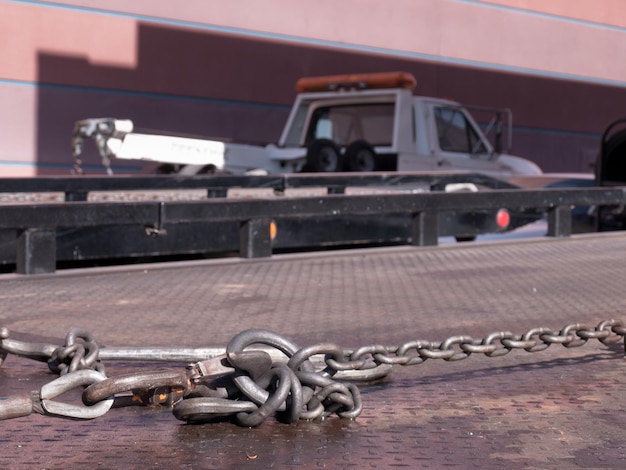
[0,319,624,426]
[48,328,105,376]
[348,320,626,369]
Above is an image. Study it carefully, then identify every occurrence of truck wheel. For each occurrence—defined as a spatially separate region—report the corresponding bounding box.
[305,139,343,172]
[346,140,377,172]
[156,163,179,174]
[600,128,626,184]
[198,165,217,174]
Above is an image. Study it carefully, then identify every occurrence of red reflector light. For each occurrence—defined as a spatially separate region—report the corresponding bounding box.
[496,209,510,228]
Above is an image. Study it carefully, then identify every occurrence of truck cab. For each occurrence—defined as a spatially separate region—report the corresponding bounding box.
[270,72,541,178]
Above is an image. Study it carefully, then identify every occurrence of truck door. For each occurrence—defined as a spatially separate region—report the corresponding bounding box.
[431,105,504,176]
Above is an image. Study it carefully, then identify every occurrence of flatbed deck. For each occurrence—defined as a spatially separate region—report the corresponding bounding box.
[1,233,626,468]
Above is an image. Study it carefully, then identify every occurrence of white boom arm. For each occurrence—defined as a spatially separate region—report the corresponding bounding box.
[72,118,227,174]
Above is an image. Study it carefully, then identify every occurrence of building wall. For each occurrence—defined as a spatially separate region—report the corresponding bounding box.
[1,0,626,175]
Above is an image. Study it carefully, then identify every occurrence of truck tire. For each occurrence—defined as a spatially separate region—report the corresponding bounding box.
[304,139,343,172]
[156,163,179,174]
[198,164,218,174]
[600,128,626,184]
[345,140,377,172]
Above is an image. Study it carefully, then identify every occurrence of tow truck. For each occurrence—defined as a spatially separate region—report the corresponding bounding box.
[72,71,542,179]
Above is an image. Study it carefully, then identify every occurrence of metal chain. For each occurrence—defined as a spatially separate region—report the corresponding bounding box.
[0,319,624,426]
[47,328,105,376]
[343,319,626,368]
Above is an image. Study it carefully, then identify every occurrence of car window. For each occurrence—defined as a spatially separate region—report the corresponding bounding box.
[434,107,487,154]
[307,103,395,146]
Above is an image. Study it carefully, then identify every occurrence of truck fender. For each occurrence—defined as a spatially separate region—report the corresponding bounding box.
[497,154,543,176]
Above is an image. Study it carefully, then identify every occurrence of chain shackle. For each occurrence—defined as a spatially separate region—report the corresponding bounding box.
[83,370,193,406]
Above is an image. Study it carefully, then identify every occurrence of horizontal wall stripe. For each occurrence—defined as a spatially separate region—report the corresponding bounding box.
[0,78,603,141]
[0,159,138,172]
[0,78,603,145]
[0,79,601,164]
[456,0,626,34]
[513,125,601,140]
[0,78,291,110]
[7,0,626,90]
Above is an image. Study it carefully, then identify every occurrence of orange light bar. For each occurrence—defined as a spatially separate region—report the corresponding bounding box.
[295,72,417,92]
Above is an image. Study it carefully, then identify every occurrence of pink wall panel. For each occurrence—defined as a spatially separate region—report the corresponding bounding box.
[2,0,626,175]
[0,1,138,82]
[38,0,626,85]
[485,0,626,28]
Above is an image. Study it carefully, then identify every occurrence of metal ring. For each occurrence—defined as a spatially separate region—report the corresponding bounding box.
[235,363,300,427]
[287,343,345,373]
[173,397,257,423]
[226,329,314,406]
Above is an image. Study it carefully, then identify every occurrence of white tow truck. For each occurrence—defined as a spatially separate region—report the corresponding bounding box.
[72,72,542,178]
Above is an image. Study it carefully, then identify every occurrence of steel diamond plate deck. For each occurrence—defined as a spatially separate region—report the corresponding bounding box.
[1,233,626,469]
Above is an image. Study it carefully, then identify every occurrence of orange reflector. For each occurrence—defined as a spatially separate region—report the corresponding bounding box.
[270,221,277,240]
[295,71,417,92]
[496,209,510,228]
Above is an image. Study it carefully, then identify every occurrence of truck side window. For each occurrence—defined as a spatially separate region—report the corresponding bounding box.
[306,103,394,146]
[435,107,487,154]
[314,112,333,139]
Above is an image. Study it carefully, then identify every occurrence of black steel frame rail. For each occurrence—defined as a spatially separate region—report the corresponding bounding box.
[1,185,625,275]
[0,172,518,200]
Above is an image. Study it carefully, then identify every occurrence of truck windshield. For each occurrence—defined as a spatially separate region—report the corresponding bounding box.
[306,103,395,146]
[434,107,488,154]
